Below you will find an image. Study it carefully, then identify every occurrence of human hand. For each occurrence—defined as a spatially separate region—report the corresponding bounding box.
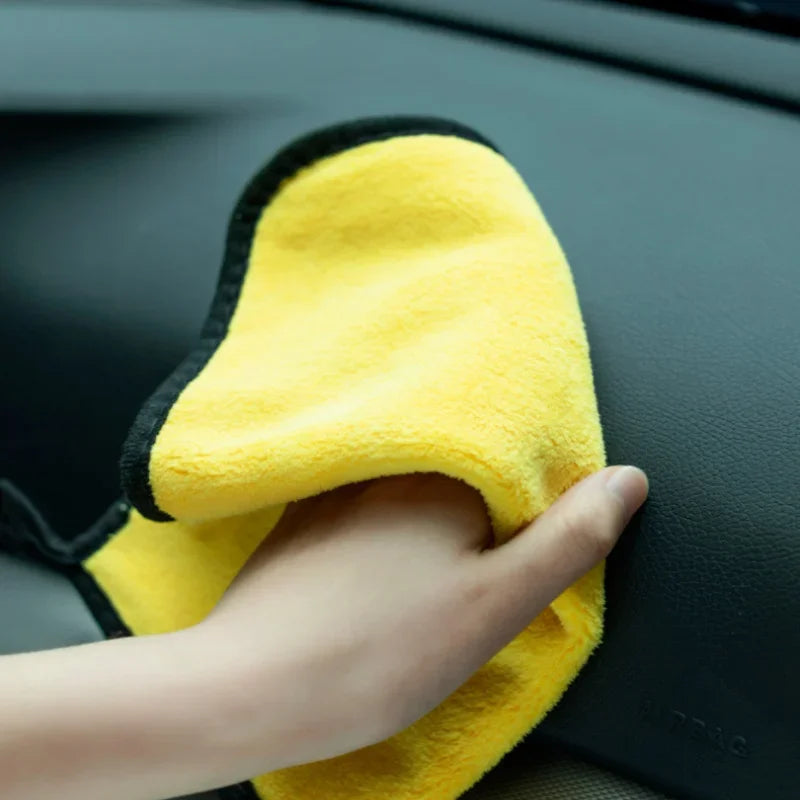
[197,466,648,777]
[0,466,646,800]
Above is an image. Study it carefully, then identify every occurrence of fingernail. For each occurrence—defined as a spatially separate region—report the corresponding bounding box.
[605,466,649,525]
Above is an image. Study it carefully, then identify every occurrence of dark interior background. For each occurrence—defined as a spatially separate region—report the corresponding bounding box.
[1,3,798,799]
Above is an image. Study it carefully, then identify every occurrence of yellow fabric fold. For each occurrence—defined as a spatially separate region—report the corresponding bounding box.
[99,121,606,799]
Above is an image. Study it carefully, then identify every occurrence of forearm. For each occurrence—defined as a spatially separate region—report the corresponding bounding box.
[0,630,262,800]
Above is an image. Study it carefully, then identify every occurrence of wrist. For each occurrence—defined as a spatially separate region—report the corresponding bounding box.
[0,630,260,800]
[181,618,304,778]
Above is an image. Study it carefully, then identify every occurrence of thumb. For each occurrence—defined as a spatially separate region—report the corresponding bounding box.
[469,466,648,644]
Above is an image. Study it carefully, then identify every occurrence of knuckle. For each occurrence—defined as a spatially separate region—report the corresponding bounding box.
[453,566,494,611]
[557,502,619,563]
[450,568,507,645]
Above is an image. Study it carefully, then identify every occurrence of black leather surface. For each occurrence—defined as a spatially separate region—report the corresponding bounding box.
[310,0,800,111]
[1,3,798,799]
[0,553,105,655]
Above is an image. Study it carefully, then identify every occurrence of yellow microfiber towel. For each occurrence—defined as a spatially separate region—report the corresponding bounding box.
[100,116,603,799]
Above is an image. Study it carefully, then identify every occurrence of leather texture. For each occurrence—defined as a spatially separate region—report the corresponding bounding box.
[1,2,798,799]
[462,743,672,800]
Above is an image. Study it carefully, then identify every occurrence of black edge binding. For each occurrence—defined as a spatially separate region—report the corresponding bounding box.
[119,115,499,522]
[0,480,132,638]
[218,781,263,800]
[0,480,263,793]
